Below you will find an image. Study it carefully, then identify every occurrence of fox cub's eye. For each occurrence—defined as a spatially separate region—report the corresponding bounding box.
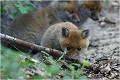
[77,47,81,51]
[66,46,71,50]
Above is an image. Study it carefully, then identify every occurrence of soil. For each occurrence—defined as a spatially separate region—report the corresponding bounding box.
[80,9,120,79]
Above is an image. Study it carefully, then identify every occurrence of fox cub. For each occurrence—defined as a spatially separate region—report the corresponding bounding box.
[41,22,89,59]
[78,0,102,25]
[6,1,80,52]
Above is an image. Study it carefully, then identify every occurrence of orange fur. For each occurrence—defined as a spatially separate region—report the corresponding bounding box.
[84,0,102,15]
[65,1,80,22]
[84,0,102,11]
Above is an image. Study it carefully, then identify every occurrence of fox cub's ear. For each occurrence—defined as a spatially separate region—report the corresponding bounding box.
[62,27,69,37]
[81,29,89,39]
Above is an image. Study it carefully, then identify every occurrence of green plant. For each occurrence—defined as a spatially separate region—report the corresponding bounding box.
[1,1,35,17]
[1,44,90,79]
[68,63,87,79]
[1,45,26,79]
[82,60,91,67]
[15,0,35,14]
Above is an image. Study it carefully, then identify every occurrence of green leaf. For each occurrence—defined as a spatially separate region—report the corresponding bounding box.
[82,60,91,67]
[16,4,28,14]
[15,3,34,14]
[24,6,34,11]
[45,65,60,75]
[71,63,80,67]
[12,11,18,17]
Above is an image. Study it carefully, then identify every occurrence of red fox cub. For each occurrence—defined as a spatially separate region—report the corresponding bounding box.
[41,22,89,59]
[6,1,80,52]
[78,0,102,25]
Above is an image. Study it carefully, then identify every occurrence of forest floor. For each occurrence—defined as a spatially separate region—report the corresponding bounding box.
[1,1,120,80]
[80,9,120,79]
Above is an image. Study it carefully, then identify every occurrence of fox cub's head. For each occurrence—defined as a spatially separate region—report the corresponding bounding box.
[60,27,89,59]
[56,0,80,23]
[64,1,80,23]
[79,0,102,21]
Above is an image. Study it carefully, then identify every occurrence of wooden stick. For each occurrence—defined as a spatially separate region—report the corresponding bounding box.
[0,33,62,58]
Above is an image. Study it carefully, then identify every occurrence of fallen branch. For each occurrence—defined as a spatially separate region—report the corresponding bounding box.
[0,33,62,58]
